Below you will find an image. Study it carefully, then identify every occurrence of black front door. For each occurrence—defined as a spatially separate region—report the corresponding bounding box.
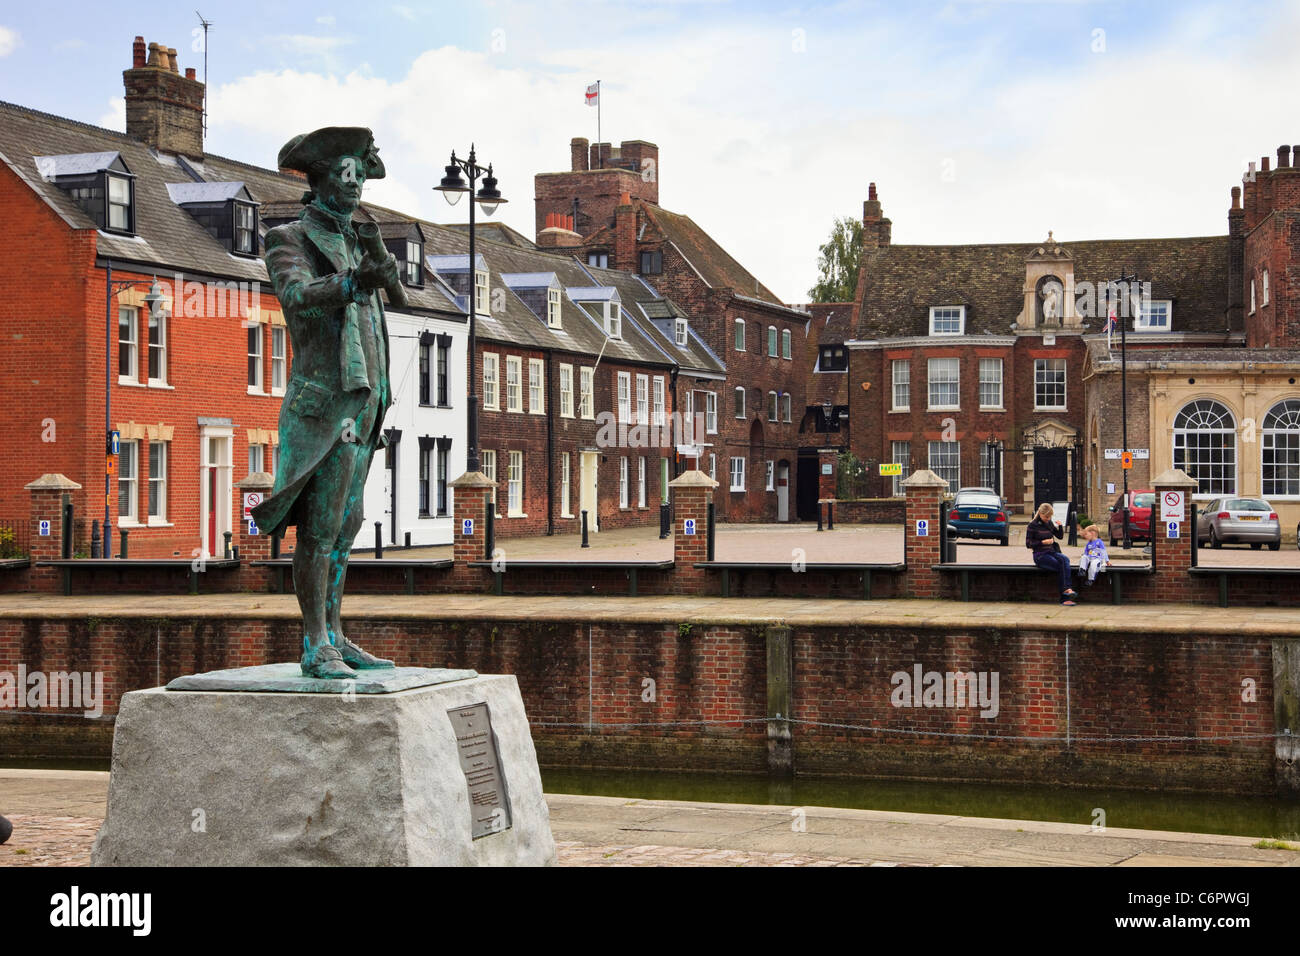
[796,456,819,521]
[1033,447,1068,507]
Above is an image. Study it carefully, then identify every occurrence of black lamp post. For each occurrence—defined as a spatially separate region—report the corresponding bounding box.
[1109,270,1142,549]
[102,265,165,557]
[435,145,506,474]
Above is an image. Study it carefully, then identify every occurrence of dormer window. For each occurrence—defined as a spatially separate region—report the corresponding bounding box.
[588,251,609,268]
[819,345,848,371]
[404,240,422,286]
[165,182,260,255]
[674,318,688,347]
[548,288,562,329]
[234,201,257,255]
[37,152,137,235]
[929,306,965,336]
[605,301,622,339]
[1135,299,1172,331]
[475,269,490,315]
[639,249,662,275]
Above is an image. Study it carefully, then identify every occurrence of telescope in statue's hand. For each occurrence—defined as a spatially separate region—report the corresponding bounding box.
[356,222,409,309]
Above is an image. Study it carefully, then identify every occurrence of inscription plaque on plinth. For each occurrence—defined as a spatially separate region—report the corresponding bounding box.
[447,702,513,839]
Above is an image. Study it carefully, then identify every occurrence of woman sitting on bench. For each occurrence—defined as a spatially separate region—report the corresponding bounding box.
[1026,503,1077,606]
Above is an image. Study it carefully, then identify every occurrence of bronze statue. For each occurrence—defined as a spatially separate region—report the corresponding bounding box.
[251,127,400,679]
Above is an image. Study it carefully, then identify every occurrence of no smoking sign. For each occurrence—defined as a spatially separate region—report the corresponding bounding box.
[1160,490,1185,522]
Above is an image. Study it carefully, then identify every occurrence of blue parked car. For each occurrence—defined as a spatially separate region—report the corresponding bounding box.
[947,487,1009,546]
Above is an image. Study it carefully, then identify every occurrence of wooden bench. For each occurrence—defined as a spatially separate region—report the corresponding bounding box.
[466,559,675,596]
[934,562,1154,605]
[1189,566,1300,608]
[696,562,907,599]
[252,557,454,595]
[38,558,241,595]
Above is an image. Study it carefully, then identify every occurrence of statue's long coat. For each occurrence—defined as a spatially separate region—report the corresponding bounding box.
[251,204,392,537]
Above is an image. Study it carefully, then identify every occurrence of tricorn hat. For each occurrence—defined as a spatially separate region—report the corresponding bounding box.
[277,126,386,179]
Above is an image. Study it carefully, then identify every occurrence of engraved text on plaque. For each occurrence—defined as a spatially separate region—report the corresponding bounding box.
[447,702,513,839]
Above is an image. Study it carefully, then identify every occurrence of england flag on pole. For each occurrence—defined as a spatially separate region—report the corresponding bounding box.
[585,82,599,106]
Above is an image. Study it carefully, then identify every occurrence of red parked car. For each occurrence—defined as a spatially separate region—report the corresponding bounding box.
[1108,489,1155,545]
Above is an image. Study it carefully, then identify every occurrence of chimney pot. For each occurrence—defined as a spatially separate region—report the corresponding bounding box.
[1231,185,1241,209]
[132,36,146,69]
[167,48,180,73]
[146,42,162,68]
[185,67,196,80]
[1262,157,1270,172]
[619,191,631,206]
[868,182,877,201]
[566,214,574,231]
[1278,145,1291,168]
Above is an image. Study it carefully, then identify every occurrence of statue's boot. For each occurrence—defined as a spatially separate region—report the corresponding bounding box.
[301,642,358,680]
[336,636,395,669]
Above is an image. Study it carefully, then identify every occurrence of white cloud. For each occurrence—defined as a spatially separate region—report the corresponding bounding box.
[99,97,125,132]
[316,15,336,26]
[0,26,19,57]
[205,5,1300,302]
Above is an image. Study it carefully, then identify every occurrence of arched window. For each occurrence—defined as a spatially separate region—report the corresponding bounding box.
[734,386,746,419]
[1262,399,1300,498]
[1173,399,1236,496]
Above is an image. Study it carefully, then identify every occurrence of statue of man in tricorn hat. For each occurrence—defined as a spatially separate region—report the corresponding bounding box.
[251,127,400,679]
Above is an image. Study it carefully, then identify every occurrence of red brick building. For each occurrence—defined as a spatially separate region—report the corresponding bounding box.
[536,138,813,521]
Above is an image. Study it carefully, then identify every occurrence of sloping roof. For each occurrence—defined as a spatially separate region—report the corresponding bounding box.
[446,221,538,249]
[855,236,1231,339]
[33,150,122,176]
[165,181,251,204]
[640,203,784,305]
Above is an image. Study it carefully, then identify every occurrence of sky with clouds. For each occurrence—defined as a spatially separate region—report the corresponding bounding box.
[0,1,1297,301]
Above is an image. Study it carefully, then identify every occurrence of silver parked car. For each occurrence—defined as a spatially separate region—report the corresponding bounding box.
[1196,497,1282,550]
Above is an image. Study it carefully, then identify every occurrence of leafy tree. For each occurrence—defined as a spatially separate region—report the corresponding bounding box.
[808,216,864,303]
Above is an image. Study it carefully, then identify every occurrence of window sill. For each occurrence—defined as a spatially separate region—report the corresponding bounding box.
[1034,406,1067,413]
[483,406,500,413]
[889,408,910,414]
[560,512,574,519]
[247,386,267,396]
[149,380,174,390]
[271,388,285,398]
[980,406,1006,412]
[146,520,174,528]
[927,407,960,413]
[117,519,144,528]
[730,488,746,494]
[118,376,146,387]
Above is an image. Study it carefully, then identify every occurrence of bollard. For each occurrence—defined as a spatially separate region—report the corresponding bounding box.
[939,499,956,563]
[816,502,823,532]
[659,502,670,539]
[90,519,101,559]
[232,545,239,560]
[119,528,129,559]
[62,499,73,559]
[271,533,281,559]
[581,510,590,548]
[404,531,411,549]
[485,502,495,560]
[1190,504,1198,568]
[223,531,233,560]
[374,521,383,559]
[827,501,835,531]
[706,502,715,562]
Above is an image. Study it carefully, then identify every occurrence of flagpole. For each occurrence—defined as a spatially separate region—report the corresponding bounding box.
[597,79,602,168]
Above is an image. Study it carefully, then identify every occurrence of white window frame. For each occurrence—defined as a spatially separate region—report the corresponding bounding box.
[638,456,647,508]
[1262,270,1270,306]
[765,460,775,492]
[704,391,717,433]
[927,440,961,494]
[474,268,490,315]
[708,453,716,481]
[636,374,649,426]
[929,305,965,336]
[482,352,500,411]
[782,393,791,423]
[507,450,524,516]
[528,357,544,414]
[1173,399,1238,498]
[547,288,562,329]
[1250,279,1256,314]
[652,376,665,427]
[767,326,778,357]
[1135,299,1172,331]
[781,328,792,360]
[927,357,960,411]
[118,306,138,383]
[1033,358,1067,411]
[734,386,746,419]
[604,301,622,339]
[978,357,1003,410]
[675,319,688,347]
[1262,399,1300,499]
[617,371,632,423]
[734,319,745,352]
[890,440,910,496]
[147,309,168,386]
[247,322,264,394]
[506,355,523,413]
[560,453,572,517]
[619,456,630,508]
[118,439,139,525]
[579,367,595,419]
[730,456,746,492]
[269,325,285,395]
[891,359,910,411]
[146,440,168,524]
[559,364,574,418]
[482,449,497,506]
[249,443,264,475]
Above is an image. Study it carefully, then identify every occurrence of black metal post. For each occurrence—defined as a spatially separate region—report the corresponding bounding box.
[1117,276,1133,550]
[271,533,280,559]
[485,502,495,560]
[374,521,383,559]
[1190,503,1198,568]
[62,499,73,559]
[706,502,715,561]
[222,531,232,560]
[404,531,411,549]
[827,502,835,531]
[466,169,479,475]
[816,502,823,532]
[90,519,101,559]
[119,528,128,559]
[1067,504,1078,547]
[659,502,669,539]
[581,510,589,548]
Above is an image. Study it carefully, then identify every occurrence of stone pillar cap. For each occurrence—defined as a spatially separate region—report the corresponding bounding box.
[899,469,948,489]
[1151,468,1199,489]
[25,473,82,491]
[449,470,496,489]
[236,471,275,490]
[668,470,719,489]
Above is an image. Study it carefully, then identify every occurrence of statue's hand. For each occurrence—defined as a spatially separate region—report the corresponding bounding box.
[355,252,400,291]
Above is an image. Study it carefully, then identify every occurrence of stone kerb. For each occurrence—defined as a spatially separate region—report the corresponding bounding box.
[901,469,948,599]
[669,469,718,594]
[1152,468,1199,602]
[235,471,276,590]
[26,473,81,592]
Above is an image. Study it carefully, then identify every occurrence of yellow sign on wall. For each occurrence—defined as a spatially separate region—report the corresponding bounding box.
[879,462,902,476]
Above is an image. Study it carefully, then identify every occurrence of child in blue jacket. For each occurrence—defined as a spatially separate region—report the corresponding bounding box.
[1079,524,1110,585]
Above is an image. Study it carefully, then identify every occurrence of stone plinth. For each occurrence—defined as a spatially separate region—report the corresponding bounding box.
[91,671,557,866]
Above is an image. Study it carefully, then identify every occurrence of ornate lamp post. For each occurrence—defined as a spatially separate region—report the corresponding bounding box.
[1109,269,1142,549]
[434,146,506,474]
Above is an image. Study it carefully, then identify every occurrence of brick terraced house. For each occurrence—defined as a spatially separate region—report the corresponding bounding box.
[536,138,812,521]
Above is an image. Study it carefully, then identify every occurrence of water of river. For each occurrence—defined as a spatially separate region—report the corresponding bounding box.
[7,759,1296,840]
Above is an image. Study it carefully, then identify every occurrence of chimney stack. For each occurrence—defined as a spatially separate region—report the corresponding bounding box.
[1279,145,1292,169]
[125,36,205,159]
[570,137,590,172]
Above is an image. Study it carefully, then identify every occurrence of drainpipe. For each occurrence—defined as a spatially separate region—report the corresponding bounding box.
[546,346,555,535]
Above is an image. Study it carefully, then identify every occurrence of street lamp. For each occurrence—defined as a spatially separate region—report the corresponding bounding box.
[435,146,508,474]
[1108,269,1142,549]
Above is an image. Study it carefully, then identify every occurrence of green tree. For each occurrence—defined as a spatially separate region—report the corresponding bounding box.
[808,216,864,303]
